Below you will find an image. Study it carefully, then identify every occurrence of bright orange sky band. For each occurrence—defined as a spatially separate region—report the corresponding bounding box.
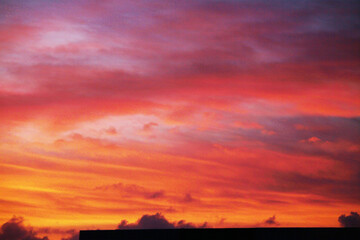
[0,0,359,239]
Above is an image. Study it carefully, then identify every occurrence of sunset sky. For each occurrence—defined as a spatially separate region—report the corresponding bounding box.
[0,0,359,239]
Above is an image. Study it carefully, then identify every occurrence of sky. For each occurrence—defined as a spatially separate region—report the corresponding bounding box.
[0,0,359,239]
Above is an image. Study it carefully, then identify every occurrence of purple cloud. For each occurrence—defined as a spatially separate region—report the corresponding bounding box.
[338,212,360,227]
[117,213,207,229]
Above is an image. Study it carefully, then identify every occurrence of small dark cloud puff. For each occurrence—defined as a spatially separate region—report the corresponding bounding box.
[264,216,280,226]
[0,216,48,240]
[117,213,207,229]
[338,212,360,227]
[182,193,195,203]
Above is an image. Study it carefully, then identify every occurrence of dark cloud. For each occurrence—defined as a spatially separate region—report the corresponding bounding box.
[182,193,195,203]
[0,216,48,240]
[252,215,281,227]
[117,213,207,229]
[147,191,165,199]
[175,220,196,229]
[264,216,280,226]
[338,212,360,227]
[266,171,360,204]
[95,182,165,200]
[244,116,360,157]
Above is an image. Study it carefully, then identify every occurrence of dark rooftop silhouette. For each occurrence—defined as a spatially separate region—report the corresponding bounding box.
[80,228,360,240]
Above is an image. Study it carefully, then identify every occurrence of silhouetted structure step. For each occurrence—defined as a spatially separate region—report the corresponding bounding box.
[80,228,360,240]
